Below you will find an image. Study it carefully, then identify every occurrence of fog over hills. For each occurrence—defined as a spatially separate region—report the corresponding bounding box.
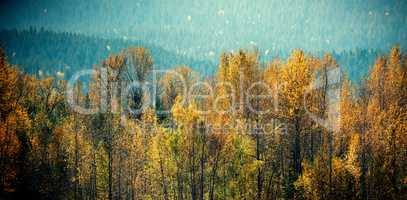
[1,0,406,60]
[0,29,217,79]
[0,29,379,83]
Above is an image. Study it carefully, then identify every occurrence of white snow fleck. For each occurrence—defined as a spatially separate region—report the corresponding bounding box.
[56,71,64,78]
[208,51,215,57]
[226,20,230,24]
[265,49,270,55]
[43,9,47,13]
[12,52,16,57]
[218,9,225,16]
[38,70,43,77]
[187,15,192,22]
[106,45,111,51]
[385,11,390,16]
[368,11,373,15]
[250,41,257,46]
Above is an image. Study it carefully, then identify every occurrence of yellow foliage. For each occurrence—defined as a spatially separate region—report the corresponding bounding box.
[171,95,199,125]
[345,134,361,178]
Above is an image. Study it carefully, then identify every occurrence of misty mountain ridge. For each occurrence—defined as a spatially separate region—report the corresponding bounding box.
[0,28,217,80]
[0,28,382,83]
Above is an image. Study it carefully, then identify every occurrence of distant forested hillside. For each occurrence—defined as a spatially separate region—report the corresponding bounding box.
[0,28,380,82]
[332,49,380,82]
[0,28,216,80]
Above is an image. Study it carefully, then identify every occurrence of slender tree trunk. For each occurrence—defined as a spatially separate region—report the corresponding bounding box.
[209,150,220,200]
[108,128,113,200]
[92,148,97,200]
[74,118,79,200]
[199,125,205,200]
[310,131,314,161]
[176,167,184,200]
[256,132,262,200]
[118,151,122,200]
[289,119,301,198]
[174,154,184,200]
[190,129,196,200]
[265,172,274,200]
[328,131,333,197]
[390,128,398,195]
[159,150,169,200]
[294,120,301,176]
[360,108,368,200]
[129,158,135,200]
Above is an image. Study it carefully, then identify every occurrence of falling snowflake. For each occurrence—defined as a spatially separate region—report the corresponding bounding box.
[56,71,64,78]
[250,41,257,46]
[385,11,390,16]
[218,9,225,16]
[368,11,373,15]
[265,49,270,55]
[12,52,16,57]
[106,45,111,51]
[43,9,47,13]
[208,51,215,57]
[187,15,192,22]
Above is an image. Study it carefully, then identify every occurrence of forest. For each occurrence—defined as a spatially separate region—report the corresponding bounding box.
[0,29,380,83]
[0,41,406,200]
[0,29,217,79]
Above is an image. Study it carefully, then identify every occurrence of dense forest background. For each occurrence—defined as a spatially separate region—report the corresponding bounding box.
[0,29,381,83]
[0,29,216,80]
[0,32,406,200]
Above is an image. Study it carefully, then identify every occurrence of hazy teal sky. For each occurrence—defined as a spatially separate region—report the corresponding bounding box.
[1,0,406,58]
